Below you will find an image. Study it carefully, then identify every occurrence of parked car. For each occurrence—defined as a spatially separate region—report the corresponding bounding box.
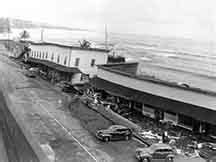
[62,84,81,94]
[199,142,216,159]
[177,82,190,88]
[56,81,70,88]
[96,125,132,142]
[55,81,81,94]
[28,67,40,73]
[135,143,175,162]
[39,70,48,79]
[24,71,36,78]
[100,101,118,110]
[72,84,84,95]
[117,107,132,116]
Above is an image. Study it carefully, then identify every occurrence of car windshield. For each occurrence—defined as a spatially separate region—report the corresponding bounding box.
[156,149,173,153]
[150,145,158,151]
[108,126,118,131]
[108,125,125,131]
[150,144,172,152]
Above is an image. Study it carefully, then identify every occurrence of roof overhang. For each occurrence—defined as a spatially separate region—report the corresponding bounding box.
[24,40,110,53]
[91,77,216,125]
[27,58,81,73]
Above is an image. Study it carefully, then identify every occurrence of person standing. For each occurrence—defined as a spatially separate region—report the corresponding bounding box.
[162,131,168,143]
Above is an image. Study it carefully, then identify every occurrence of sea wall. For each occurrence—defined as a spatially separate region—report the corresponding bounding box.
[0,90,49,162]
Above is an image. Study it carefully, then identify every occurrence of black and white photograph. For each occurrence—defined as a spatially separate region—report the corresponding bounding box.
[0,0,215,161]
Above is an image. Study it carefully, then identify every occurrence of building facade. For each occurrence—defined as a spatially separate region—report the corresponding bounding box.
[27,42,109,84]
[92,62,216,136]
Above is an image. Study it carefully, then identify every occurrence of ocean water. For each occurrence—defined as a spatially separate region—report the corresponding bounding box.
[5,28,216,78]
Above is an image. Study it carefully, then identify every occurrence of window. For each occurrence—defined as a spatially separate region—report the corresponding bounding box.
[57,55,60,63]
[90,59,95,67]
[51,53,54,60]
[75,58,80,66]
[39,52,41,58]
[134,102,142,109]
[155,149,173,154]
[46,52,48,59]
[80,74,89,81]
[64,56,67,65]
[117,128,127,132]
[142,105,155,118]
[178,114,193,129]
[42,52,45,59]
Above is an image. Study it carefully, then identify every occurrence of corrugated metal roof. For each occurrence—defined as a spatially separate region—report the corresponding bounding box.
[98,64,216,96]
[91,77,216,125]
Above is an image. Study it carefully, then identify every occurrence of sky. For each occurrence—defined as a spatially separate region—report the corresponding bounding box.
[1,0,216,40]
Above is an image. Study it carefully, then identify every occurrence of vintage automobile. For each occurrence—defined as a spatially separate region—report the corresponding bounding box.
[177,82,190,88]
[62,84,81,94]
[198,142,216,159]
[135,143,175,162]
[96,125,132,142]
[56,81,82,94]
[24,70,36,78]
[117,107,132,117]
[28,67,40,73]
[100,100,118,110]
[56,81,69,88]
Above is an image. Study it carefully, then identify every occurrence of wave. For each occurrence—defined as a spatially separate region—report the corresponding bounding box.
[140,57,152,61]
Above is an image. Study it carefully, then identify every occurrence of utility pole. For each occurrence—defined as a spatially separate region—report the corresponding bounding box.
[208,9,214,73]
[40,28,44,42]
[105,24,108,50]
[7,18,10,48]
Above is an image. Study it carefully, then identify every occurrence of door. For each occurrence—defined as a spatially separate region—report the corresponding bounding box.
[153,149,171,160]
[112,129,125,140]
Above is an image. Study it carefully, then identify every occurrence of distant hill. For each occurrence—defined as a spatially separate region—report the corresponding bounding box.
[0,17,88,31]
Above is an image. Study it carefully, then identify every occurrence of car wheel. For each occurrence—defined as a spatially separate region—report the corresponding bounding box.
[138,158,143,162]
[104,137,109,142]
[125,135,130,140]
[167,157,174,162]
[142,157,150,162]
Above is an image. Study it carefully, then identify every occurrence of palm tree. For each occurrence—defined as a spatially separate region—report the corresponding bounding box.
[19,30,30,41]
[78,39,91,48]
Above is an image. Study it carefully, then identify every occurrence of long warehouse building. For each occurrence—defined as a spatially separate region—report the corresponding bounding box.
[91,62,216,136]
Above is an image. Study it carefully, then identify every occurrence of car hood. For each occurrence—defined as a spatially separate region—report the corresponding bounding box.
[136,148,151,155]
[97,129,112,134]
